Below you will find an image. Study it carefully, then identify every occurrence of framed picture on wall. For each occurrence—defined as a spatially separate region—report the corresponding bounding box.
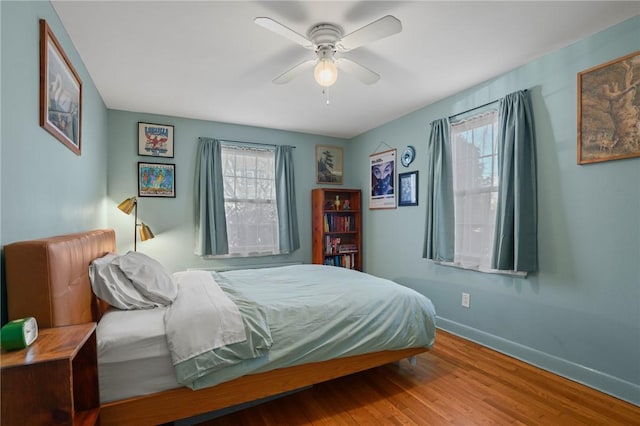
[39,19,82,155]
[369,148,397,209]
[398,171,418,206]
[138,162,176,197]
[577,50,640,164]
[316,145,343,184]
[138,122,175,158]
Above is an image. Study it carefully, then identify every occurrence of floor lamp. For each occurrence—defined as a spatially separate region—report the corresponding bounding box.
[117,197,154,251]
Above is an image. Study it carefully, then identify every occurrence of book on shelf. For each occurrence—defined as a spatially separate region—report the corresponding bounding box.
[323,253,357,269]
[322,213,355,233]
[325,236,340,254]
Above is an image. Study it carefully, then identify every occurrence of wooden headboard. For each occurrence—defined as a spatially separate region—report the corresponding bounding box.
[4,229,116,328]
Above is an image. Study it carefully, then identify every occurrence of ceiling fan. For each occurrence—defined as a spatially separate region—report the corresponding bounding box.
[254,15,402,87]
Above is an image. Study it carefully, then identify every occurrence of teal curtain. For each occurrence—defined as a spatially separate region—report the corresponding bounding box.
[492,90,538,272]
[194,137,229,256]
[275,145,300,253]
[423,118,455,261]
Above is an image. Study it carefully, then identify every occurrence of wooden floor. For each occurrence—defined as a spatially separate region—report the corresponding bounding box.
[195,330,640,426]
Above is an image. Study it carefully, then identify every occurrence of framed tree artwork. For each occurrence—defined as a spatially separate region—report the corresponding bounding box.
[577,51,640,164]
[316,145,343,184]
[39,19,82,155]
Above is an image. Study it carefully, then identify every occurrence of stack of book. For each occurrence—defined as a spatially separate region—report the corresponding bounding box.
[324,238,359,255]
[337,243,357,253]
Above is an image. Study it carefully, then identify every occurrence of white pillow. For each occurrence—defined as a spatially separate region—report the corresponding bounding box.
[114,251,178,305]
[89,253,157,310]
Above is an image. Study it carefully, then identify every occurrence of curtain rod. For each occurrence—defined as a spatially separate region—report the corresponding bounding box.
[449,100,498,120]
[448,89,528,120]
[220,139,296,149]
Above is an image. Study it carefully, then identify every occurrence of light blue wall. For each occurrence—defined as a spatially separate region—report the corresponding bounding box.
[107,110,348,272]
[1,1,109,321]
[349,16,640,404]
[1,1,108,243]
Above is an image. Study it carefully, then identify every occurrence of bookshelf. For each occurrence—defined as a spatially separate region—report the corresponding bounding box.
[312,188,362,271]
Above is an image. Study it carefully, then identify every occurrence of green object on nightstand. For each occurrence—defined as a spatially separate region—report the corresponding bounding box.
[1,317,38,350]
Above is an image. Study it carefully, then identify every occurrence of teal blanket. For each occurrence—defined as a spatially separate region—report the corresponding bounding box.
[179,264,436,390]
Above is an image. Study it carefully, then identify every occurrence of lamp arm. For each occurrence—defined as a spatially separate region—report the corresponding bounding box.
[134,200,138,251]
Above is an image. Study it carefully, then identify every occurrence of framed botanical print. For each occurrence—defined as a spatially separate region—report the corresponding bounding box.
[39,19,82,155]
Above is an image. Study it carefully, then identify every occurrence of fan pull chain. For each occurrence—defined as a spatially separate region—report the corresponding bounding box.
[322,87,331,106]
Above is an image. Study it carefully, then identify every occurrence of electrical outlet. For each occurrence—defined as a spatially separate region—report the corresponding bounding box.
[461,292,470,308]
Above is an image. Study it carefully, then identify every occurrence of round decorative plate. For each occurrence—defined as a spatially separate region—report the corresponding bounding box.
[401,145,415,167]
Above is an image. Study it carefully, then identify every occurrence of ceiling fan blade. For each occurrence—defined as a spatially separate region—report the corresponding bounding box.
[273,59,316,84]
[254,17,314,50]
[336,58,380,85]
[337,15,402,52]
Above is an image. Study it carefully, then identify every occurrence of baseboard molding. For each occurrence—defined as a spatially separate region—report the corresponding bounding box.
[436,317,640,406]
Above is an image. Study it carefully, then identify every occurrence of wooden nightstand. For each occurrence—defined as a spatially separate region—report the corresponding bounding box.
[1,322,99,425]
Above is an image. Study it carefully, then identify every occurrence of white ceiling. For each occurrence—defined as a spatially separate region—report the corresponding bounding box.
[51,1,639,139]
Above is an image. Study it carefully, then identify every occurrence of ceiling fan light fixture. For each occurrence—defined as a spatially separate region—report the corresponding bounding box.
[255,16,402,87]
[314,59,338,87]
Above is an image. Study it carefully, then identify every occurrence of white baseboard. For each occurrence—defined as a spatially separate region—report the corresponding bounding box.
[436,317,640,406]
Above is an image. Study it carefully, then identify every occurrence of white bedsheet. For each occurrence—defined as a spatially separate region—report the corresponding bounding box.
[165,271,246,365]
[97,307,178,402]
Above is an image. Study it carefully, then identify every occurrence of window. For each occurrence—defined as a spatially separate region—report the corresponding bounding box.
[221,144,279,256]
[425,91,536,274]
[450,110,498,271]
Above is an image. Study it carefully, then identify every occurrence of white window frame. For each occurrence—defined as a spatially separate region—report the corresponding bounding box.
[439,110,526,277]
[220,144,280,257]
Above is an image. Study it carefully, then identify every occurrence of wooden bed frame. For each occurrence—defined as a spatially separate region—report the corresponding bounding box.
[4,229,427,425]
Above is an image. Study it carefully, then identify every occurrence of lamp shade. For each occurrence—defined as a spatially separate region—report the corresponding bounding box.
[314,59,338,87]
[139,223,155,241]
[118,196,154,250]
[117,197,136,215]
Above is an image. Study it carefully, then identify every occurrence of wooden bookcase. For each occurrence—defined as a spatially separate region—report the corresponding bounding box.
[312,188,362,271]
[1,323,100,426]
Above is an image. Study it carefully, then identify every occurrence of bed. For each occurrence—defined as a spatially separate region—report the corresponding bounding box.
[4,229,436,425]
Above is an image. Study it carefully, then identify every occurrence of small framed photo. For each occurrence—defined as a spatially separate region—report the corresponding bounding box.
[39,19,82,155]
[138,122,174,158]
[138,162,176,198]
[399,171,418,207]
[316,145,343,184]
